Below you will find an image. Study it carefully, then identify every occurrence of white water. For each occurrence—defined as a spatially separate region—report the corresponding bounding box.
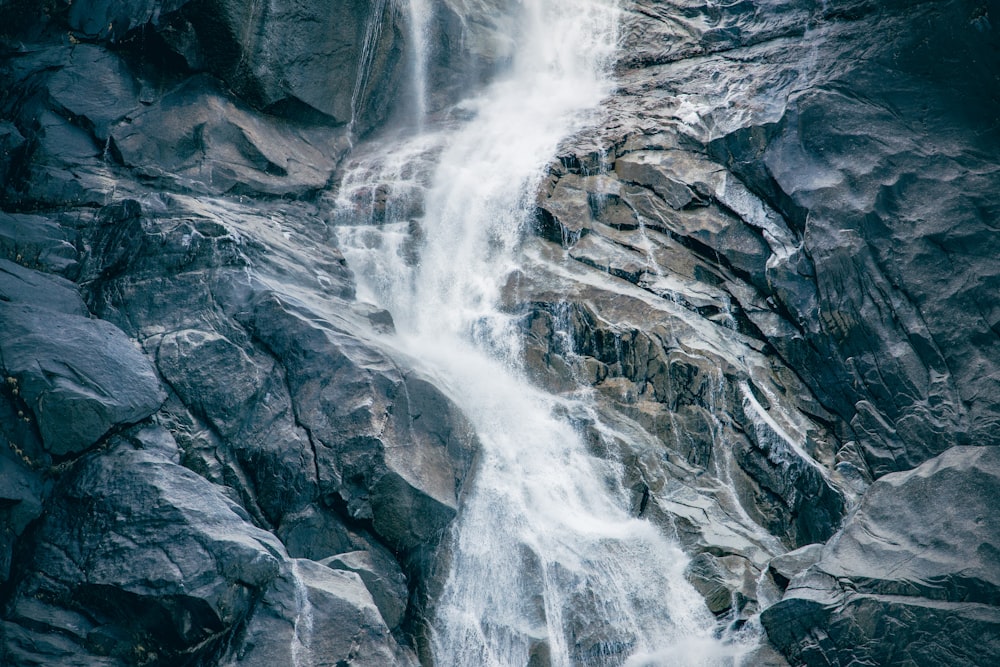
[290,560,315,667]
[336,0,739,664]
[405,0,432,128]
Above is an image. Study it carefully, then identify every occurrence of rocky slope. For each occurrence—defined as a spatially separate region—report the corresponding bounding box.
[0,0,997,665]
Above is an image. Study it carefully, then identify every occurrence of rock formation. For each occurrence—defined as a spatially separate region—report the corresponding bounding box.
[0,0,997,665]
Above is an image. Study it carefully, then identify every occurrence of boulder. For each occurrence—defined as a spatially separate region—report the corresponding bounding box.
[227,558,417,666]
[241,292,477,562]
[762,446,1000,666]
[322,549,409,629]
[0,259,165,459]
[1,436,284,666]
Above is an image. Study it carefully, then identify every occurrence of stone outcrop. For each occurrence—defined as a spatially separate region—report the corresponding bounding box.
[0,0,997,664]
[762,446,1000,665]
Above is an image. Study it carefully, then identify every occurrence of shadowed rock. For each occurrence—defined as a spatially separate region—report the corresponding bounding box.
[762,446,1000,666]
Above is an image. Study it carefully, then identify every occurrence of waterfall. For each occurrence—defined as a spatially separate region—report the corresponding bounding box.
[405,0,432,128]
[290,560,314,667]
[335,0,742,664]
[349,0,390,136]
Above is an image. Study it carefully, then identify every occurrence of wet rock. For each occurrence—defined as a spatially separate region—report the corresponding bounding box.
[0,120,26,187]
[685,552,755,616]
[0,453,43,585]
[766,543,823,592]
[44,44,139,142]
[242,292,477,562]
[0,257,86,314]
[700,0,1000,477]
[0,211,79,275]
[762,446,1000,666]
[65,0,403,132]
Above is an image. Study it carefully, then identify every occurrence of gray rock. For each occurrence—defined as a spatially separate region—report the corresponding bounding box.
[2,437,284,666]
[685,552,756,616]
[0,257,86,315]
[322,549,409,629]
[0,211,79,276]
[109,76,348,197]
[156,328,267,439]
[66,0,403,132]
[242,292,477,559]
[45,44,139,142]
[0,301,165,457]
[762,446,1000,666]
[1,0,997,663]
[766,543,823,591]
[227,558,417,666]
[0,121,26,187]
[0,453,43,585]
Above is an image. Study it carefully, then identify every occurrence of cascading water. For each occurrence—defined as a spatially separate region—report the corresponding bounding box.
[336,0,748,664]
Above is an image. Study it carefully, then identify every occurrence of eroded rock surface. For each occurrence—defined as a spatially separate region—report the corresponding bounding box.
[762,446,1000,666]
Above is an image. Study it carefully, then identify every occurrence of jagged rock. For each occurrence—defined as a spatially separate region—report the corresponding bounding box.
[766,543,823,591]
[762,446,1000,666]
[109,76,347,197]
[241,292,477,562]
[0,453,43,585]
[1,435,283,666]
[0,257,86,314]
[227,558,417,666]
[685,552,756,616]
[0,0,996,663]
[700,0,1000,478]
[64,0,403,132]
[323,549,409,629]
[0,120,26,186]
[45,44,139,142]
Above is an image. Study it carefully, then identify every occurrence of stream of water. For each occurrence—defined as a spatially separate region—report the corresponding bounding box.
[335,0,746,664]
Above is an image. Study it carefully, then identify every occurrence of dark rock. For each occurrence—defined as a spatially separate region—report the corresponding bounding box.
[109,76,347,197]
[0,298,165,459]
[762,446,1000,666]
[323,549,409,629]
[156,328,268,440]
[2,437,283,666]
[229,558,416,666]
[0,453,43,585]
[685,552,755,616]
[701,0,1000,478]
[0,120,26,186]
[44,44,139,142]
[156,327,318,524]
[0,0,996,663]
[242,292,476,560]
[65,0,403,132]
[0,257,86,314]
[277,504,356,561]
[0,211,79,276]
[767,543,823,591]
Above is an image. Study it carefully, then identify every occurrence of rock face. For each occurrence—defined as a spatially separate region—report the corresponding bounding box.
[0,0,997,665]
[762,446,1000,665]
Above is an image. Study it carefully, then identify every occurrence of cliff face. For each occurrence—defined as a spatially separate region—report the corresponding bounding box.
[0,0,997,665]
